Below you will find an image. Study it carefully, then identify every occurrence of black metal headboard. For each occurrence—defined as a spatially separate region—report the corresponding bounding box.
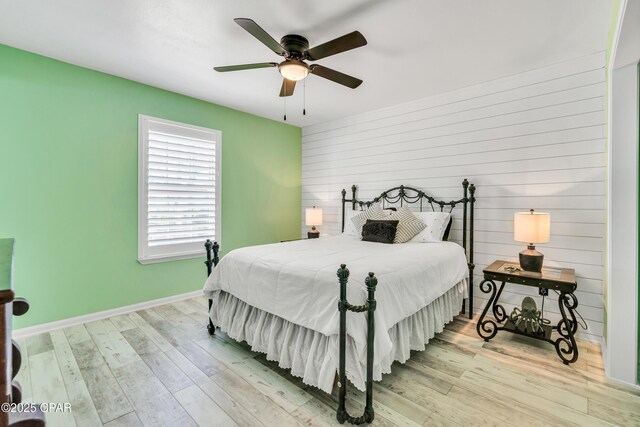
[340,179,476,318]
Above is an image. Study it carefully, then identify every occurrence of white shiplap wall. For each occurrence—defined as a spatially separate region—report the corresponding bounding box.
[301,52,606,341]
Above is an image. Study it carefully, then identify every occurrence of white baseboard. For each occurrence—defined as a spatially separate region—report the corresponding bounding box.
[608,376,640,390]
[13,289,205,339]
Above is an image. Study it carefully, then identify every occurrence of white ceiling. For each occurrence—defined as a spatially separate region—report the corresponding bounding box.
[0,0,614,127]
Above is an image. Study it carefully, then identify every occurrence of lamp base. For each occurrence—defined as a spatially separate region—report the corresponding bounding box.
[307,229,320,239]
[519,245,543,273]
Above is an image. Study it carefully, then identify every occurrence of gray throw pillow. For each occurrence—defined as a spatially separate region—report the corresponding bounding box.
[351,203,387,234]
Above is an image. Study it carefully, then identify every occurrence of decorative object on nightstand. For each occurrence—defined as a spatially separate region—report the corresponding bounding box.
[305,206,323,239]
[514,209,550,272]
[477,260,580,365]
[508,296,550,335]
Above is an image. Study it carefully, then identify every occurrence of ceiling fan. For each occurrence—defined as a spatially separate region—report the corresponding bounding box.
[214,18,367,97]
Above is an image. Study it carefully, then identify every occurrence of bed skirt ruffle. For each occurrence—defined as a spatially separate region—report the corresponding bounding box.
[210,279,466,393]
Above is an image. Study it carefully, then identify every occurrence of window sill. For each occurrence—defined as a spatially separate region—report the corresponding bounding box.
[137,251,204,265]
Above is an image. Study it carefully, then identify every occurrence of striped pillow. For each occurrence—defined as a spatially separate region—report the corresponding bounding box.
[387,207,427,243]
[351,203,388,234]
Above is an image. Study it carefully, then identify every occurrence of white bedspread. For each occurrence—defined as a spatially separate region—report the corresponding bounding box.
[203,235,468,373]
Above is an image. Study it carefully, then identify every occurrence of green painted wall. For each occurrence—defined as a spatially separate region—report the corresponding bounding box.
[0,44,302,328]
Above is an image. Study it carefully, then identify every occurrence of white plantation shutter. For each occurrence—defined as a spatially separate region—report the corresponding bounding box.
[138,115,221,263]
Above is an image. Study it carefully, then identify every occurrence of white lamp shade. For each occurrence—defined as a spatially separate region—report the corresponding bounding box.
[305,207,323,226]
[514,211,550,244]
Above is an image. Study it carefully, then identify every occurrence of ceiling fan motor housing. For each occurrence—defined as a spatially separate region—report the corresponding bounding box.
[214,19,366,97]
[280,34,309,59]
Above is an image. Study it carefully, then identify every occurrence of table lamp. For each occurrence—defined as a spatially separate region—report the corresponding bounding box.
[305,206,323,239]
[514,209,550,273]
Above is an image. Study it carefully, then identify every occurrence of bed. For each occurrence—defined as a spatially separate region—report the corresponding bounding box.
[202,180,476,424]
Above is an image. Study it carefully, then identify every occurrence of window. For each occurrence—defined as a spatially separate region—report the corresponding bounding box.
[138,115,221,264]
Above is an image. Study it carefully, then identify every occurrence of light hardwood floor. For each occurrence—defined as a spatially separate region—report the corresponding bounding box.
[15,297,640,426]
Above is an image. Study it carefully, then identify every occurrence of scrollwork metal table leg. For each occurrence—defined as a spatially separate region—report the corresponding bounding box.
[554,292,579,364]
[476,279,504,341]
[492,281,507,322]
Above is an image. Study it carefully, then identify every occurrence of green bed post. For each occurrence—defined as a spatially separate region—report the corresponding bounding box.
[205,240,220,336]
[336,265,377,425]
[363,272,377,423]
[336,264,349,424]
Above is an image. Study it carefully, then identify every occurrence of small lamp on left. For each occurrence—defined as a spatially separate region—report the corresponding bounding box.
[305,206,323,239]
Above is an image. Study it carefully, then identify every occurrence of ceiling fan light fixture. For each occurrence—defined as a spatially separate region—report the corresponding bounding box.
[215,19,367,97]
[278,60,309,81]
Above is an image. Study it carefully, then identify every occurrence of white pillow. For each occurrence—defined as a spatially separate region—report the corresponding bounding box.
[410,211,451,242]
[342,209,361,235]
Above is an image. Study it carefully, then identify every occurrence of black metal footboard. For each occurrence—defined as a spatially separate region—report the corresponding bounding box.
[204,239,220,336]
[336,264,377,425]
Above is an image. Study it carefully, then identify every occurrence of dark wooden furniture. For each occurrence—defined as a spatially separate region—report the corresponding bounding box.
[204,179,476,425]
[476,260,579,365]
[0,239,45,426]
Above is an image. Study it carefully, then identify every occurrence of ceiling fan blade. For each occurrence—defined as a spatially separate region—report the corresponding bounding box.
[234,18,286,56]
[279,78,296,97]
[214,62,277,72]
[309,65,362,89]
[305,31,367,61]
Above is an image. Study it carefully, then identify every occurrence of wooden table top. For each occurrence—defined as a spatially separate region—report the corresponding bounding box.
[482,260,577,293]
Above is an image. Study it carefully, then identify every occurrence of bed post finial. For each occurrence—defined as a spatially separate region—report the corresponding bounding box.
[337,264,349,281]
[351,185,357,210]
[212,241,220,266]
[204,240,213,276]
[205,240,220,270]
[366,272,377,293]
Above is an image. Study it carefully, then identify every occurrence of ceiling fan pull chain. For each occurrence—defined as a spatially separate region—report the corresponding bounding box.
[303,79,306,116]
[284,97,287,121]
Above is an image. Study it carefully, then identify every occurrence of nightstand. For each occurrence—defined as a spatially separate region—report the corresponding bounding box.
[476,260,579,364]
[280,237,309,242]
